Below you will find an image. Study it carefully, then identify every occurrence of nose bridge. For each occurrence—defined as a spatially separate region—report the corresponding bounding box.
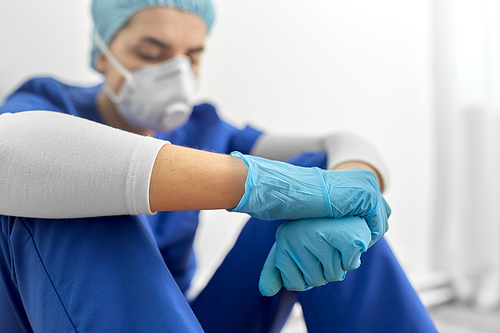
[171,46,195,68]
[172,48,188,58]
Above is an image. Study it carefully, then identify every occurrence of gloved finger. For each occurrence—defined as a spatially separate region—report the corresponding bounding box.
[315,248,346,281]
[378,195,390,235]
[366,197,389,248]
[320,215,372,258]
[335,216,371,267]
[339,249,363,271]
[383,196,392,219]
[367,218,383,248]
[275,246,311,291]
[294,247,328,287]
[259,243,283,297]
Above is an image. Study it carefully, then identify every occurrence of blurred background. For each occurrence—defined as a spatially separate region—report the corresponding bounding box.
[1,0,499,331]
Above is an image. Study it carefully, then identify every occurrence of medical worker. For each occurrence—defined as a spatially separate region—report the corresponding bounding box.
[0,0,437,332]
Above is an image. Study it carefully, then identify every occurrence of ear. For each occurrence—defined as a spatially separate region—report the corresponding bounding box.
[95,54,108,74]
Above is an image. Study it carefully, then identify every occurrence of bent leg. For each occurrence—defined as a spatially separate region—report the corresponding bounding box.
[0,215,203,332]
[298,238,437,332]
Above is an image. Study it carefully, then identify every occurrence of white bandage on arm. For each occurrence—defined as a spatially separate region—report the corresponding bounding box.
[250,132,390,188]
[322,132,390,188]
[250,134,324,162]
[0,111,168,218]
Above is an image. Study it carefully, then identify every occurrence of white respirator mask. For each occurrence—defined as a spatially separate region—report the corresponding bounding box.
[94,32,199,132]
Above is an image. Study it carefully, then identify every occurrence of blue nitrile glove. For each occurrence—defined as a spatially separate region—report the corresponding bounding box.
[259,216,371,297]
[229,152,391,246]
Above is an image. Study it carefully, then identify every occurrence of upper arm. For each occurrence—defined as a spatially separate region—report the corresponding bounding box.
[250,134,324,161]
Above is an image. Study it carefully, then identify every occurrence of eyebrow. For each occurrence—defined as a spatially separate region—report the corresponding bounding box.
[187,46,205,54]
[141,37,205,53]
[142,37,171,50]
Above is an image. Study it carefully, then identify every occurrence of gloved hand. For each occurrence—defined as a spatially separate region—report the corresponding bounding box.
[229,152,391,246]
[259,216,371,297]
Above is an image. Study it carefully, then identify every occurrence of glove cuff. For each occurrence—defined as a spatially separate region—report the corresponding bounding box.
[228,151,332,221]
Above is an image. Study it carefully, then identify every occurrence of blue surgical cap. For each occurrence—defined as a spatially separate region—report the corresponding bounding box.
[91,0,215,70]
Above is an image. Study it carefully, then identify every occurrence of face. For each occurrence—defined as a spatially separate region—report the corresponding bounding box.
[96,7,207,95]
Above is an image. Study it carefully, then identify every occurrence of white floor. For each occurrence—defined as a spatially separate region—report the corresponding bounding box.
[281,304,307,333]
[280,301,500,333]
[429,302,500,333]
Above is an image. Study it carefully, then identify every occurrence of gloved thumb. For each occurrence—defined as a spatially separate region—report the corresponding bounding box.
[259,243,283,297]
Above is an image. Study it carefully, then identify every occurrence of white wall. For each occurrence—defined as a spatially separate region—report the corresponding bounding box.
[198,0,435,280]
[0,0,435,282]
[0,0,100,98]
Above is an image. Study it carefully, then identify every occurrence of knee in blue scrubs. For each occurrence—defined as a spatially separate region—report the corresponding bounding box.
[0,215,204,332]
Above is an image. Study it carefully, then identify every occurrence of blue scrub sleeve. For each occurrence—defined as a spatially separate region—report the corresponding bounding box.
[229,125,263,155]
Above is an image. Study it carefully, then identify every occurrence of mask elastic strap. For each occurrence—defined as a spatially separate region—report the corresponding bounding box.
[94,31,133,82]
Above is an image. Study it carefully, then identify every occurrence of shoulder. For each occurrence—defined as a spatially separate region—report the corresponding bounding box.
[0,80,55,115]
[15,77,97,101]
[191,103,219,121]
[11,77,75,100]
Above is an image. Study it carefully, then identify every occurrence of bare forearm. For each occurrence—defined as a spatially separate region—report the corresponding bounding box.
[149,144,248,212]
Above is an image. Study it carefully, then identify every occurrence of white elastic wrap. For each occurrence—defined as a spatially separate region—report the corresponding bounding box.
[251,132,390,189]
[250,134,324,162]
[0,111,168,218]
[322,132,390,188]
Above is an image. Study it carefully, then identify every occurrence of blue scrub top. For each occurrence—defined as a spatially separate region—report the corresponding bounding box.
[0,77,263,292]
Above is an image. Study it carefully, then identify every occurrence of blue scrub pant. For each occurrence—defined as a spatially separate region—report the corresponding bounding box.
[0,214,437,332]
